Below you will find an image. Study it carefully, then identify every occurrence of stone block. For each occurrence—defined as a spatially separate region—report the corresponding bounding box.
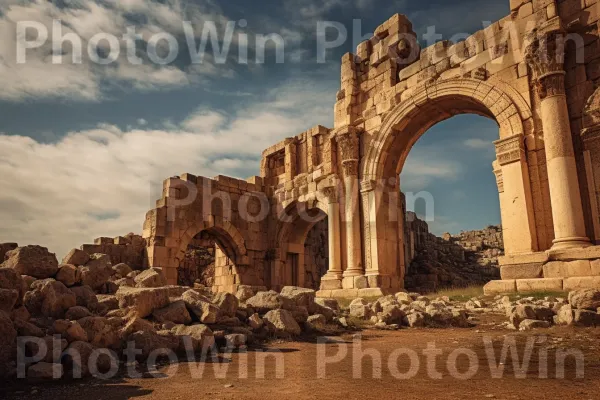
[330,289,359,298]
[354,276,369,289]
[565,260,593,277]
[316,290,333,298]
[320,278,342,290]
[484,280,517,295]
[563,276,600,291]
[500,263,543,279]
[358,288,387,298]
[516,278,564,293]
[591,259,600,275]
[543,261,566,278]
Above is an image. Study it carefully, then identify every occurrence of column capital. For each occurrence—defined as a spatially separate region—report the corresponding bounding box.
[336,127,360,161]
[524,21,567,99]
[360,179,377,193]
[494,134,525,166]
[320,186,339,204]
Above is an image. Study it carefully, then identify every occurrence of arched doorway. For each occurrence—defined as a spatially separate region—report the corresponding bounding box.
[360,79,539,290]
[271,200,330,290]
[400,114,504,292]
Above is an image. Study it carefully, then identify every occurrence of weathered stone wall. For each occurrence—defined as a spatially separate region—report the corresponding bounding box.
[79,234,146,270]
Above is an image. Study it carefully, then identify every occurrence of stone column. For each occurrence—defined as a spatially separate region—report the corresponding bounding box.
[320,187,343,290]
[337,128,364,284]
[525,24,591,250]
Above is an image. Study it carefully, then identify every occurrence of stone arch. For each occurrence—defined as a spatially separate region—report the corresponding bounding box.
[358,77,539,286]
[362,78,533,182]
[271,198,330,290]
[175,218,248,266]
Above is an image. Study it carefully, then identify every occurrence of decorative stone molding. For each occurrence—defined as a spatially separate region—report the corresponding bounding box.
[336,127,360,162]
[583,87,600,130]
[524,22,567,99]
[360,180,377,193]
[493,162,504,194]
[321,186,339,204]
[495,134,525,166]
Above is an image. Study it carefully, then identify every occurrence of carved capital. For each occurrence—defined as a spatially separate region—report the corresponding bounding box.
[493,162,504,194]
[321,186,339,204]
[360,179,377,193]
[336,127,360,162]
[494,134,525,166]
[342,159,359,177]
[524,24,567,99]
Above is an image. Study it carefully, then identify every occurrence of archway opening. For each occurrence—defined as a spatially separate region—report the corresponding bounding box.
[399,114,503,293]
[177,228,240,291]
[274,205,329,290]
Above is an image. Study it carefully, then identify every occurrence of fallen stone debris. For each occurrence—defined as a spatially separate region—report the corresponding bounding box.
[1,243,599,383]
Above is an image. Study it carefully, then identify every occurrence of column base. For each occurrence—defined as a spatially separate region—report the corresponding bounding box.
[550,237,592,251]
[320,275,342,290]
[342,275,368,289]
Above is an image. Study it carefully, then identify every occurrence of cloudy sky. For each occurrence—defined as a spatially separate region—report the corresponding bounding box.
[0,0,508,257]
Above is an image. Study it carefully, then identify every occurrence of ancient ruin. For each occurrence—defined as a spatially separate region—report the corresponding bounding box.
[137,2,600,297]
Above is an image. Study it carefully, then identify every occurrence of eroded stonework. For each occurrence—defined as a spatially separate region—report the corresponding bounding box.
[142,2,600,296]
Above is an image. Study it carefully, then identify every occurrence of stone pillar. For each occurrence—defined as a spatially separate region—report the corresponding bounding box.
[320,187,343,290]
[525,24,591,250]
[336,128,365,288]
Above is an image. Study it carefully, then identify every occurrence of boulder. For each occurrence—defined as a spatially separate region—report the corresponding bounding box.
[248,313,264,330]
[0,267,25,305]
[263,309,301,336]
[407,312,425,328]
[315,297,339,311]
[2,246,58,279]
[509,305,536,329]
[97,295,119,311]
[306,314,327,330]
[569,290,600,310]
[55,264,81,287]
[213,292,239,317]
[153,300,192,324]
[115,286,171,318]
[53,320,88,342]
[61,249,90,266]
[70,285,99,311]
[395,292,413,304]
[225,333,247,348]
[24,279,76,318]
[0,243,18,260]
[182,290,221,323]
[112,263,133,277]
[280,286,316,309]
[65,306,92,320]
[130,330,179,360]
[311,302,335,322]
[21,275,36,290]
[11,305,31,321]
[134,268,167,288]
[78,316,120,349]
[27,362,63,380]
[574,310,600,327]
[349,303,372,320]
[555,305,575,325]
[378,304,405,325]
[80,254,113,290]
[14,318,44,337]
[25,335,68,363]
[0,312,17,367]
[235,285,259,303]
[519,319,551,331]
[246,291,292,314]
[172,324,215,351]
[0,288,18,312]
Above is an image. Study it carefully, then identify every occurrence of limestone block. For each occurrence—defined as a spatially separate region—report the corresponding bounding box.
[320,278,342,290]
[516,278,564,293]
[563,276,600,291]
[358,288,387,298]
[501,263,543,279]
[354,276,369,289]
[484,280,517,295]
[565,260,593,277]
[330,289,359,298]
[543,261,566,278]
[591,259,600,275]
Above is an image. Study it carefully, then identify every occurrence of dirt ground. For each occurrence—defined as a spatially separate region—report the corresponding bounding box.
[2,316,600,400]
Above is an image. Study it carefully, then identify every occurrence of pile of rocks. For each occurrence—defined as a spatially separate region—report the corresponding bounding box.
[404,222,503,293]
[348,292,472,329]
[488,289,600,331]
[0,245,342,381]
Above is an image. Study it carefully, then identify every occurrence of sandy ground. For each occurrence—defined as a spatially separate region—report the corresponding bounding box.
[2,316,600,400]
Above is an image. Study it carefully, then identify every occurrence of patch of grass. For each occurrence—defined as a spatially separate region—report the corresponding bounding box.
[433,286,485,302]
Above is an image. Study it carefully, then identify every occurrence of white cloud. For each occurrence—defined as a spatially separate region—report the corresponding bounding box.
[0,78,336,258]
[0,0,231,102]
[401,156,463,192]
[464,138,490,149]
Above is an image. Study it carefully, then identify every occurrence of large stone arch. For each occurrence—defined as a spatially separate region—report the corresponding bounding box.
[359,78,539,286]
[362,78,533,182]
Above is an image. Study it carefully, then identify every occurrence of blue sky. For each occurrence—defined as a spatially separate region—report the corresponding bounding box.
[0,0,508,256]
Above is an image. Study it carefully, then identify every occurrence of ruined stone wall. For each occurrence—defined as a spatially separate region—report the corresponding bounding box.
[303,219,329,290]
[79,233,146,270]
